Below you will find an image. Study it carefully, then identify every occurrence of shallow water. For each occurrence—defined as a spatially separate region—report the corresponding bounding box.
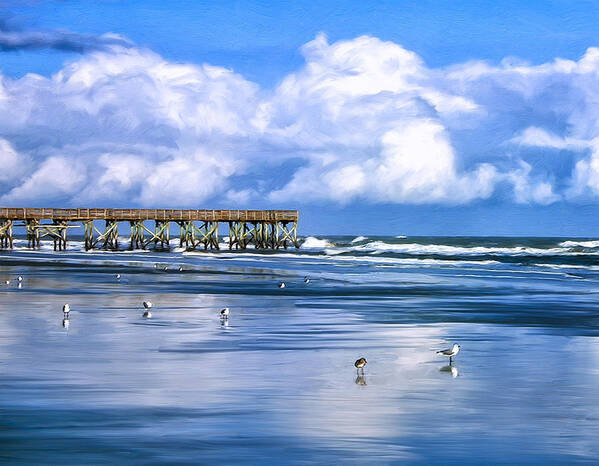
[1,236,599,464]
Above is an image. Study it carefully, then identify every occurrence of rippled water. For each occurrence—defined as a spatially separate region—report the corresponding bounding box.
[1,235,599,464]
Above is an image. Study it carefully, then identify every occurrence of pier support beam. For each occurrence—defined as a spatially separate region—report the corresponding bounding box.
[199,221,219,250]
[0,219,13,249]
[84,220,119,250]
[102,220,119,250]
[252,222,269,249]
[153,221,170,249]
[128,220,170,250]
[26,219,40,248]
[39,220,70,251]
[177,221,219,250]
[279,221,299,249]
[228,221,253,250]
[129,221,144,250]
[84,221,93,250]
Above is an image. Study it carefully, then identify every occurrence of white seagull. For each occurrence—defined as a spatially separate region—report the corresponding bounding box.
[4,280,9,285]
[17,276,23,282]
[63,303,70,318]
[436,344,460,363]
[304,276,310,284]
[179,266,183,272]
[278,282,286,289]
[116,274,121,280]
[142,301,152,318]
[220,307,230,318]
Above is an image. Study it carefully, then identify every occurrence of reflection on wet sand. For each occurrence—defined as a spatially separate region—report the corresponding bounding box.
[355,374,367,386]
[2,240,599,464]
[440,365,458,378]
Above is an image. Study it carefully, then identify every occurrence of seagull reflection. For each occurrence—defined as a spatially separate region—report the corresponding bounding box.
[355,374,367,386]
[220,318,230,328]
[62,318,70,329]
[440,365,459,378]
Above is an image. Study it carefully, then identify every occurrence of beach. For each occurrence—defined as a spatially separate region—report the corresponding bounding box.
[1,235,599,464]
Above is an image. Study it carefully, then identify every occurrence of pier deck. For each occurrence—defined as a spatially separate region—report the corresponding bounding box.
[0,208,299,251]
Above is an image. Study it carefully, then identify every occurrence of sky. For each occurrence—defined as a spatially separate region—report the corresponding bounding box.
[1,0,599,235]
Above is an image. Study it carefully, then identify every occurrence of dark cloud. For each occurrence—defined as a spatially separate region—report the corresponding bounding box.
[0,28,132,53]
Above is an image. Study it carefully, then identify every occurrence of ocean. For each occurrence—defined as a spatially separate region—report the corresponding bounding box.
[1,235,599,464]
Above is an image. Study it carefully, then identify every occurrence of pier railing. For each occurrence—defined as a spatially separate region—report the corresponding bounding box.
[0,208,299,251]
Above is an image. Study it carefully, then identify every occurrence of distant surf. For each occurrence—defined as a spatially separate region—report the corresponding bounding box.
[3,235,599,271]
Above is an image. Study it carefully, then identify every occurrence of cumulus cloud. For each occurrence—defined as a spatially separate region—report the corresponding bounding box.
[0,46,259,207]
[2,31,599,207]
[264,34,496,204]
[0,138,27,184]
[2,156,87,203]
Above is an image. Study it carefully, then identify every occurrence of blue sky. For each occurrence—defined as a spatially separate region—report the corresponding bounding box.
[1,1,599,235]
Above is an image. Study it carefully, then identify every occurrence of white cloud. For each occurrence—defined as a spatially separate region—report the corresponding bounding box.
[0,46,259,207]
[0,138,27,184]
[265,35,495,204]
[511,127,590,151]
[507,161,560,205]
[4,33,599,207]
[1,156,87,203]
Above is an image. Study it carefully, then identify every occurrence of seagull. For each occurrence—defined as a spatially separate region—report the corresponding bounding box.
[154,264,158,269]
[163,266,168,271]
[142,302,153,318]
[220,307,230,318]
[63,303,70,318]
[304,277,310,284]
[179,266,183,272]
[354,357,367,374]
[436,344,460,364]
[17,276,23,282]
[278,282,286,289]
[115,274,121,280]
[4,280,9,285]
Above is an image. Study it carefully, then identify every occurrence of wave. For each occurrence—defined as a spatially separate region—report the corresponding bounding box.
[348,240,595,257]
[302,236,334,248]
[351,236,368,243]
[559,240,599,248]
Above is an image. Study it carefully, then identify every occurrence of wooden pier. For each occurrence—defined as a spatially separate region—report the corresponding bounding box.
[0,208,299,251]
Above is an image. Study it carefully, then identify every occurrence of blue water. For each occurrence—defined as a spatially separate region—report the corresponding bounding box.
[1,235,599,464]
